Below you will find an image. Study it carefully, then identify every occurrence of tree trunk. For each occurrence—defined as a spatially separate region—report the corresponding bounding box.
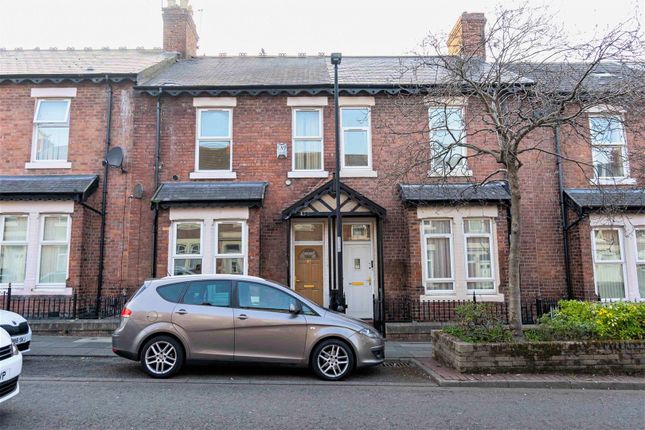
[507,162,524,340]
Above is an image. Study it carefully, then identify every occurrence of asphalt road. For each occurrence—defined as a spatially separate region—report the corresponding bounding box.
[0,356,643,429]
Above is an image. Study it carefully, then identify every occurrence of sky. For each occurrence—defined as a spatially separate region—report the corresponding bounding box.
[0,0,642,56]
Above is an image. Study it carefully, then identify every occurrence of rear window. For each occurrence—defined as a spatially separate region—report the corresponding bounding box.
[157,282,188,303]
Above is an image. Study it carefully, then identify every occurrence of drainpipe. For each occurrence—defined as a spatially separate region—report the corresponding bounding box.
[554,125,574,299]
[96,76,113,312]
[331,53,344,312]
[152,89,162,278]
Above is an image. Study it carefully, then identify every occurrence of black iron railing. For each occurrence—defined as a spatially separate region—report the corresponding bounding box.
[1,284,127,319]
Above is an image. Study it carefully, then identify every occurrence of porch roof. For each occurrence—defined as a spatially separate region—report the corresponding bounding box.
[151,181,268,208]
[0,175,99,202]
[281,180,386,219]
[564,188,645,211]
[399,182,510,205]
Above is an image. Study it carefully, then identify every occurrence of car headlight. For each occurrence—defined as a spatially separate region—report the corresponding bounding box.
[11,342,20,356]
[358,327,380,339]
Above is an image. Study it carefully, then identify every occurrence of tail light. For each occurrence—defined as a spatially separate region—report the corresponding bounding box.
[121,307,132,318]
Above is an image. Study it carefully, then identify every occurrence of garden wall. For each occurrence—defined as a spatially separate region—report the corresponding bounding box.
[432,331,645,374]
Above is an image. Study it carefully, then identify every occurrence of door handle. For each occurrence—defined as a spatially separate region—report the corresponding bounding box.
[175,309,188,315]
[238,314,248,320]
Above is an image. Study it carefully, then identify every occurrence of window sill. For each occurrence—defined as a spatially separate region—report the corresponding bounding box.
[427,169,473,178]
[589,177,637,185]
[25,161,72,169]
[287,170,329,179]
[33,285,73,295]
[420,292,504,302]
[190,171,238,179]
[340,169,378,178]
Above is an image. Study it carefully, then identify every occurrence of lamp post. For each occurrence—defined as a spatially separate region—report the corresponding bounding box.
[331,52,345,312]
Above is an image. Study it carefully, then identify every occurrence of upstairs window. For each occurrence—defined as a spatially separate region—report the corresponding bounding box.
[197,109,232,171]
[33,99,70,162]
[429,107,467,175]
[341,107,371,169]
[590,115,628,179]
[293,109,323,171]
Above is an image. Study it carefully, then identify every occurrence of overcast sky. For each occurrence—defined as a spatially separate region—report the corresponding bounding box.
[0,0,642,56]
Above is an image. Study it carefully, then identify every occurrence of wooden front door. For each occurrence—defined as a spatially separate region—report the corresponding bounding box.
[294,245,324,305]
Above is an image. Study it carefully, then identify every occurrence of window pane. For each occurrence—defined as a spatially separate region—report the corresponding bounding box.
[157,282,188,303]
[426,237,451,279]
[294,140,322,170]
[430,108,463,130]
[43,216,68,241]
[36,100,69,122]
[594,230,621,261]
[295,111,320,137]
[431,135,464,170]
[637,230,645,261]
[343,130,368,167]
[173,258,202,275]
[467,281,494,290]
[215,257,244,275]
[237,281,296,312]
[590,116,624,144]
[464,219,491,234]
[343,224,371,241]
[2,216,27,241]
[595,263,625,299]
[342,108,369,127]
[175,223,200,255]
[0,245,27,283]
[198,140,231,170]
[466,237,492,278]
[294,223,323,242]
[423,220,451,234]
[218,223,242,254]
[592,146,625,178]
[637,265,645,299]
[200,110,229,137]
[426,282,454,291]
[39,244,68,283]
[183,280,231,307]
[36,126,69,161]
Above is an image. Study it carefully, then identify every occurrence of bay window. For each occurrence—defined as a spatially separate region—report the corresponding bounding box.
[293,109,323,171]
[592,228,625,299]
[0,215,28,284]
[172,222,203,275]
[464,219,495,291]
[38,215,70,284]
[341,107,371,169]
[196,109,232,171]
[214,221,245,275]
[429,107,467,175]
[590,115,629,179]
[636,229,645,299]
[422,220,454,292]
[33,99,71,162]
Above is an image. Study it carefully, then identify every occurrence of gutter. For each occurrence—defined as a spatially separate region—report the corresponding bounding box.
[554,125,574,299]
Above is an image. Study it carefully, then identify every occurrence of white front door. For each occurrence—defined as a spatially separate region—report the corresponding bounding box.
[343,243,374,319]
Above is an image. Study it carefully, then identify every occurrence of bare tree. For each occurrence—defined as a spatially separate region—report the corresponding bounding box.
[386,5,645,339]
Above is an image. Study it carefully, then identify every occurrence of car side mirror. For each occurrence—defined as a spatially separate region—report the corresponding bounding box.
[289,301,302,314]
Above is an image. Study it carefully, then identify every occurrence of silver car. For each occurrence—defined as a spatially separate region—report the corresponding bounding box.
[112,275,384,380]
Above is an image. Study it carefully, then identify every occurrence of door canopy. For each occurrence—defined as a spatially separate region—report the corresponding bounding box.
[282,180,386,220]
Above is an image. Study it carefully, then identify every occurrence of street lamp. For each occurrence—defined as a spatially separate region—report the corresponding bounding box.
[331,52,345,312]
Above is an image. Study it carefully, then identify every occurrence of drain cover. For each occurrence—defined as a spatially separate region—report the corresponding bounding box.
[381,360,412,368]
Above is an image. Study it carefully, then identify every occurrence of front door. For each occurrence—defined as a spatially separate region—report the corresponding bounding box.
[294,245,324,305]
[343,242,374,319]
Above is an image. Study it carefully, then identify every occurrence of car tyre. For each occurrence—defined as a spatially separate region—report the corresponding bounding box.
[311,339,354,381]
[140,335,184,379]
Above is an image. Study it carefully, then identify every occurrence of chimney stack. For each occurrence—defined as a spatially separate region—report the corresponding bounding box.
[162,0,199,58]
[447,12,486,60]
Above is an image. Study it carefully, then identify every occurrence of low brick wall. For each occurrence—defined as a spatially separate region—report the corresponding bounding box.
[29,319,119,336]
[432,330,645,374]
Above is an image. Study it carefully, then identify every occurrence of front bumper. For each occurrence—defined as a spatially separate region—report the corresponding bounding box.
[0,352,22,403]
[350,333,385,368]
[11,328,32,352]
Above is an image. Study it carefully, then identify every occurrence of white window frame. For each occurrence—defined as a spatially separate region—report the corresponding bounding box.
[634,228,645,301]
[31,98,72,165]
[0,215,29,286]
[421,219,455,294]
[213,220,247,275]
[195,108,234,173]
[589,114,631,182]
[292,108,324,172]
[36,214,71,287]
[591,227,627,300]
[340,107,372,170]
[463,218,496,292]
[171,221,204,276]
[428,106,470,177]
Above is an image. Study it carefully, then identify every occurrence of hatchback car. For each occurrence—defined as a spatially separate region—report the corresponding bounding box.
[0,310,32,352]
[0,327,22,404]
[112,275,384,380]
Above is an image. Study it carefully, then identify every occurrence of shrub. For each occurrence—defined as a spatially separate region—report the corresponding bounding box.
[443,302,512,343]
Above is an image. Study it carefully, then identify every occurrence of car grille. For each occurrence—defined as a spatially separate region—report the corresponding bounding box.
[0,376,18,399]
[0,322,29,336]
[0,345,11,361]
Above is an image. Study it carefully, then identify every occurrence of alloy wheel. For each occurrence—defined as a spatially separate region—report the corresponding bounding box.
[316,344,350,378]
[144,340,177,375]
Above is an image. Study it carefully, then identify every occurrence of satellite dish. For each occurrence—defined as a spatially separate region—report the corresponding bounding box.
[132,183,144,199]
[105,147,124,168]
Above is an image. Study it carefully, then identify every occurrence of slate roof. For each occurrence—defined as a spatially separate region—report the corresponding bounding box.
[152,182,268,208]
[399,182,511,204]
[0,175,99,201]
[0,49,176,77]
[564,188,645,211]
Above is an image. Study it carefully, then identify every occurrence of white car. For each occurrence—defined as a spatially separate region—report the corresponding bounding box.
[0,327,22,403]
[0,311,32,352]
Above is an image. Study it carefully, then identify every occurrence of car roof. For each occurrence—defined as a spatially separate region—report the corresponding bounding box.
[147,274,269,286]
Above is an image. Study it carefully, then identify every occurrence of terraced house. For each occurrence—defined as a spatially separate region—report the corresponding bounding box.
[0,1,643,327]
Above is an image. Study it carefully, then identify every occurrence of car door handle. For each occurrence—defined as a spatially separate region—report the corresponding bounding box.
[237,314,248,320]
[175,309,188,315]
